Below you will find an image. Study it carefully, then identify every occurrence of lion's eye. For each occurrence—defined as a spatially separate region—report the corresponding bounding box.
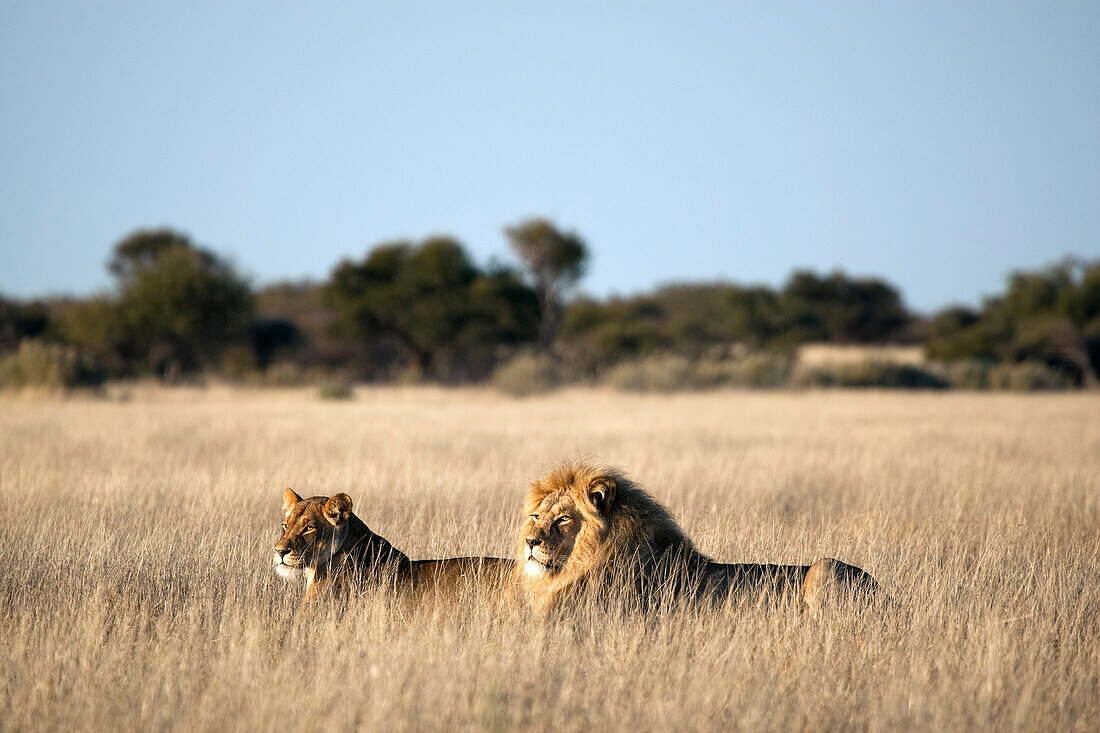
[556,517,571,526]
[529,514,540,521]
[303,526,315,534]
[281,523,287,531]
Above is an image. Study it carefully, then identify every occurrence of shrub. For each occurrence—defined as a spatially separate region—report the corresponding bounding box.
[217,345,258,381]
[262,362,305,388]
[491,353,560,397]
[603,355,695,392]
[987,362,1072,391]
[693,353,794,389]
[943,360,993,390]
[792,359,948,389]
[317,381,354,400]
[0,339,105,391]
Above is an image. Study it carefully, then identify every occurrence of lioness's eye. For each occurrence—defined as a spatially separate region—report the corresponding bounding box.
[529,514,540,521]
[281,523,287,531]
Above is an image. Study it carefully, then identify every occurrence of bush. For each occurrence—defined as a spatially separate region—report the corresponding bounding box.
[600,353,793,393]
[0,339,105,391]
[693,353,794,389]
[603,355,695,392]
[262,362,305,387]
[317,381,354,400]
[491,353,560,396]
[987,362,1072,391]
[792,359,948,389]
[943,359,993,390]
[217,345,258,381]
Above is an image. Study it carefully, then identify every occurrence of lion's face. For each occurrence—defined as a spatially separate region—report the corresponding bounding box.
[520,467,616,579]
[273,489,353,580]
[522,491,582,578]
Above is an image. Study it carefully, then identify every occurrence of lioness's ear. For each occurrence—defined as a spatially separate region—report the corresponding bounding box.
[283,488,303,514]
[323,493,353,527]
[588,477,616,513]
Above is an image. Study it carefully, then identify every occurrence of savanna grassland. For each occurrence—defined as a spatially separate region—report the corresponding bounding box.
[1,387,1098,732]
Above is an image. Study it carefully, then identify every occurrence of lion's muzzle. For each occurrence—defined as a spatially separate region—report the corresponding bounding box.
[524,538,562,577]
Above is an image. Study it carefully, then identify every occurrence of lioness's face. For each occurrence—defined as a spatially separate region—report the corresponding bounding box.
[273,489,352,579]
[522,492,583,578]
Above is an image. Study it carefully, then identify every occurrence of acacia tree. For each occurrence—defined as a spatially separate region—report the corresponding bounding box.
[504,218,589,351]
[326,237,538,378]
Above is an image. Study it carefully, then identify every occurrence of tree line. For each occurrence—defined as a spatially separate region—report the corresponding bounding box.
[2,220,1098,390]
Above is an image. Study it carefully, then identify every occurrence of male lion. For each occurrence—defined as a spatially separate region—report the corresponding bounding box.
[511,460,879,615]
[274,489,512,606]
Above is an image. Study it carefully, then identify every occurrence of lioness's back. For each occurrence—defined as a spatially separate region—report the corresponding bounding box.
[409,556,514,598]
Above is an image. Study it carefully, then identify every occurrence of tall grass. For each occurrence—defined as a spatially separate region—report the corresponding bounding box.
[1,386,1097,731]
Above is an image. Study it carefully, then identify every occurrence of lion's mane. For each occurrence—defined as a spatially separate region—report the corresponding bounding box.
[510,460,709,612]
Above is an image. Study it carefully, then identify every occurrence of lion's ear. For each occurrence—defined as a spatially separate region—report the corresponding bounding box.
[323,493,353,527]
[588,477,616,513]
[283,488,303,515]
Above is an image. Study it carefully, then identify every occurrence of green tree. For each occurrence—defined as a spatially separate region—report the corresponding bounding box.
[556,274,910,371]
[505,218,589,351]
[0,296,48,352]
[926,259,1100,386]
[777,271,909,343]
[649,284,782,351]
[927,306,980,341]
[558,295,669,371]
[55,297,130,376]
[326,237,538,378]
[110,228,254,380]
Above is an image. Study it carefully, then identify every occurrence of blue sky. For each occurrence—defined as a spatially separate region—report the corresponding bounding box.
[1,2,1098,312]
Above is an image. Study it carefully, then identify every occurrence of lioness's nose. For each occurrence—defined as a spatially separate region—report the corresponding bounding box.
[526,538,542,549]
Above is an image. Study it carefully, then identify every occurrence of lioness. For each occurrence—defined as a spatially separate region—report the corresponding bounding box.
[274,489,513,606]
[511,460,879,615]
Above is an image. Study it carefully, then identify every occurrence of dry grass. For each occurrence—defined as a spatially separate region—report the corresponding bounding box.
[1,386,1098,731]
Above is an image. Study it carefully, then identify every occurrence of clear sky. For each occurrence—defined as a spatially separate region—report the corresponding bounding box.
[2,2,1098,313]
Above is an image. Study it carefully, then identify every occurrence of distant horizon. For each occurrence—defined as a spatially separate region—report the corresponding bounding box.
[2,223,1094,317]
[3,3,1098,312]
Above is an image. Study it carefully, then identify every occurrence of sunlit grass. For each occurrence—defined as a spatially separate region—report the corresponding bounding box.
[1,387,1097,730]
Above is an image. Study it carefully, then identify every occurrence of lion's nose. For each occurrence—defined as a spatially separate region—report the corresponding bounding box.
[276,548,290,560]
[526,538,542,549]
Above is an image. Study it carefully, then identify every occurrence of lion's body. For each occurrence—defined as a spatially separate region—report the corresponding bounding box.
[511,460,878,614]
[699,558,878,613]
[274,490,512,606]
